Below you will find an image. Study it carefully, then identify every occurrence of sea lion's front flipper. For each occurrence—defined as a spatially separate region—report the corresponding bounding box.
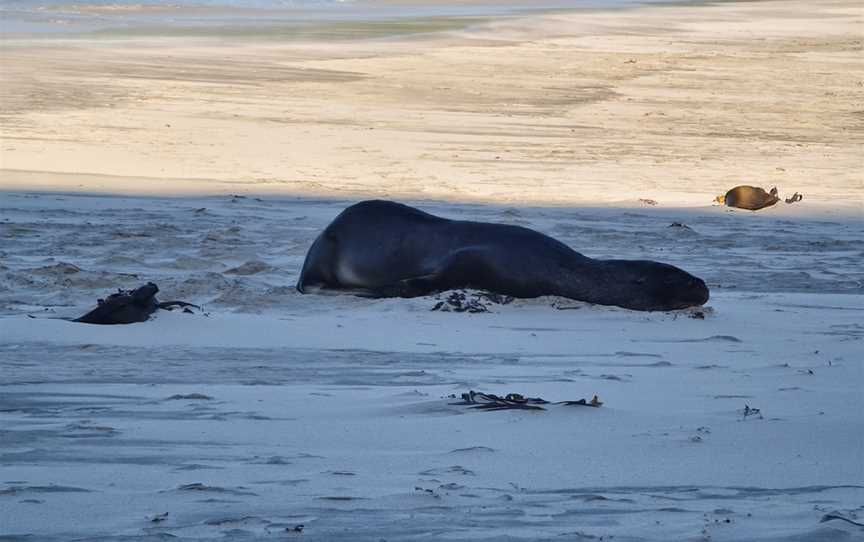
[390,247,500,298]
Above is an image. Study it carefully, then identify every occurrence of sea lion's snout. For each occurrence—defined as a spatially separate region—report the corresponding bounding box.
[687,277,710,307]
[667,275,709,309]
[649,265,709,310]
[611,261,709,311]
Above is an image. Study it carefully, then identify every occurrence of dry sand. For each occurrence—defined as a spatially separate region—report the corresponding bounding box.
[1,0,862,208]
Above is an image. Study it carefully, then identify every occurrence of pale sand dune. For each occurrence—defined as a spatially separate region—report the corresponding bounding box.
[0,0,861,208]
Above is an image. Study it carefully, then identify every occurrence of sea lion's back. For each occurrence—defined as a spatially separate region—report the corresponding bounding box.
[724,185,778,210]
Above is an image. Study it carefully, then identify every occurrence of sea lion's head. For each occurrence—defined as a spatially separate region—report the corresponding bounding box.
[606,260,710,311]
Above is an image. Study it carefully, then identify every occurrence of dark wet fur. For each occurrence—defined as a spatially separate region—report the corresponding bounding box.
[297,200,709,311]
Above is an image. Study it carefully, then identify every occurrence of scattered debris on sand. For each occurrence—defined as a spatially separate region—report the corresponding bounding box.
[450,391,603,411]
[740,404,763,420]
[431,290,514,313]
[148,512,168,523]
[166,393,213,401]
[668,222,693,230]
[75,282,200,324]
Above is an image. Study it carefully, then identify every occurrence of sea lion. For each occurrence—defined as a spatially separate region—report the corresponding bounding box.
[715,185,803,210]
[75,282,198,325]
[296,200,709,311]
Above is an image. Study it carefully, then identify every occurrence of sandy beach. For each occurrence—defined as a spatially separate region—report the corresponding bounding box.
[1,0,862,207]
[1,0,863,540]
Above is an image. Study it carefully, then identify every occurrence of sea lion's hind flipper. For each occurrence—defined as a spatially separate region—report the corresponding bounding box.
[785,192,803,204]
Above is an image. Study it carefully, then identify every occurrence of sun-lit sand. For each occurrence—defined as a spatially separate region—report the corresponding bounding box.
[1,1,862,540]
[1,0,861,208]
